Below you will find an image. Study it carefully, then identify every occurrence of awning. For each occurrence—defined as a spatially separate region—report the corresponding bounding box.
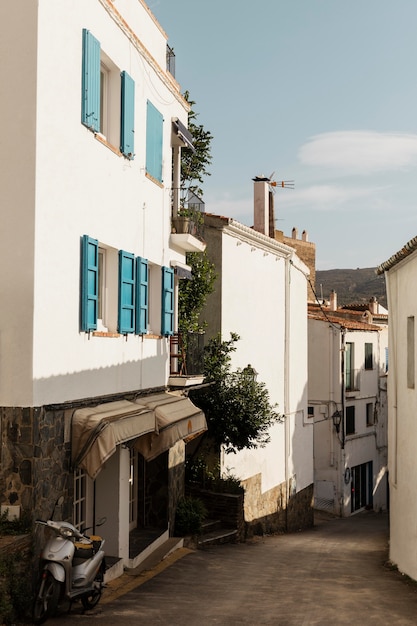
[171,259,192,280]
[72,393,207,477]
[71,400,156,480]
[172,118,195,152]
[133,392,207,461]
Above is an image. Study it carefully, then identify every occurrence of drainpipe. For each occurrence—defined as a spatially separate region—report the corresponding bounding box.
[284,256,291,527]
[172,145,180,218]
[339,328,346,516]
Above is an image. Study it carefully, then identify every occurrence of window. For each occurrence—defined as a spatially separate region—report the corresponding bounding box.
[81,29,134,158]
[161,266,174,336]
[346,406,355,435]
[146,100,163,182]
[408,316,415,389]
[366,402,374,427]
[135,257,149,334]
[307,406,314,418]
[345,342,354,391]
[73,469,93,531]
[118,250,136,334]
[81,235,99,331]
[364,343,373,370]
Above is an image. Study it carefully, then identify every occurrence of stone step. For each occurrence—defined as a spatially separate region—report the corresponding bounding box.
[198,527,238,548]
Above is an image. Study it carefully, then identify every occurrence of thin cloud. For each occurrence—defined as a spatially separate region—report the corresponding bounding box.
[299,131,417,174]
[283,184,385,211]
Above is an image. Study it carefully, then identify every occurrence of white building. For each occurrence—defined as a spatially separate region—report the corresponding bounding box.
[0,0,206,574]
[377,236,417,580]
[308,295,388,517]
[201,177,314,533]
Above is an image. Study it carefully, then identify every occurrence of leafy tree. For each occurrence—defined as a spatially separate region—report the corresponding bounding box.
[189,333,282,453]
[181,91,213,198]
[178,251,217,337]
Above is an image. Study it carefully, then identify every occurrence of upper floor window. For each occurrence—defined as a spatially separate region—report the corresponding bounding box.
[81,29,135,159]
[80,235,174,337]
[364,343,373,370]
[146,100,163,183]
[366,402,374,427]
[346,406,355,435]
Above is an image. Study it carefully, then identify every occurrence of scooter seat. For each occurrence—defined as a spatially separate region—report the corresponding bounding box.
[74,541,94,560]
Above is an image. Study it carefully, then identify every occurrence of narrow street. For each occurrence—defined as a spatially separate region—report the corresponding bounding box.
[47,511,417,625]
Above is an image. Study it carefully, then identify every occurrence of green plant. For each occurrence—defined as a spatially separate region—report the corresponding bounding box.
[181,91,213,198]
[0,552,32,624]
[174,497,207,536]
[178,251,217,338]
[189,333,283,453]
[0,509,32,536]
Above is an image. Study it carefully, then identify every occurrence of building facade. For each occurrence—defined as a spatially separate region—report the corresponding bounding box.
[200,177,314,533]
[377,236,417,580]
[308,296,388,517]
[0,0,206,574]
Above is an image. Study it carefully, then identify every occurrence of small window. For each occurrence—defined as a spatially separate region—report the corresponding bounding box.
[73,469,93,531]
[307,406,314,418]
[364,343,373,370]
[146,100,163,182]
[366,402,374,427]
[408,316,415,389]
[346,406,355,435]
[81,236,118,333]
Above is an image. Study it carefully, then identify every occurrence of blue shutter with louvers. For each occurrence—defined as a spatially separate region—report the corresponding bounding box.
[81,235,98,331]
[81,29,101,132]
[146,100,163,182]
[118,250,136,334]
[161,266,174,336]
[135,257,148,334]
[120,71,135,159]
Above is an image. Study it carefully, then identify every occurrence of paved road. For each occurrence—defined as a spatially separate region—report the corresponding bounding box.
[47,511,417,625]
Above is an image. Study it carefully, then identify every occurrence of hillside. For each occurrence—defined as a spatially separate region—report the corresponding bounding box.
[315,268,387,308]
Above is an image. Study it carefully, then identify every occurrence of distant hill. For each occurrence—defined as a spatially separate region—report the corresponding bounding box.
[315,268,387,308]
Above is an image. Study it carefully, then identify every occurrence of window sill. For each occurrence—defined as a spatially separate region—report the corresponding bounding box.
[145,172,163,188]
[92,331,121,338]
[95,133,122,157]
[143,333,162,339]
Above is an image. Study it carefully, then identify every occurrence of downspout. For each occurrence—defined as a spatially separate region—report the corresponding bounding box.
[172,145,180,218]
[284,257,291,527]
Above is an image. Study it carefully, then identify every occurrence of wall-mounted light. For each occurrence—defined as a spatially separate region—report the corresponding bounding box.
[331,410,342,433]
[242,364,258,382]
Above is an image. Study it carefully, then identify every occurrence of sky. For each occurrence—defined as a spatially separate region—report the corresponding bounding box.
[150,0,417,270]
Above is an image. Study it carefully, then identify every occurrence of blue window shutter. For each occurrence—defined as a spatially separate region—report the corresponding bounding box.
[146,100,163,182]
[81,235,98,331]
[120,71,135,159]
[135,257,148,334]
[161,266,174,336]
[118,250,136,334]
[81,29,101,132]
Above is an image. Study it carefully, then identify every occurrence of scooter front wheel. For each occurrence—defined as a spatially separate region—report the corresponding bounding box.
[33,572,61,624]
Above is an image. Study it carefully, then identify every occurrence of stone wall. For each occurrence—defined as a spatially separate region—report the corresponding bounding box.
[188,486,245,541]
[0,406,70,520]
[242,473,314,536]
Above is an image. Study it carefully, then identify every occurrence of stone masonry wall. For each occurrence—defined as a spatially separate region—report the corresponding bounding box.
[242,473,314,536]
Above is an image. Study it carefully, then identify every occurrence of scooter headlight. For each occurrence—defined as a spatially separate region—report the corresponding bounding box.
[59,527,74,538]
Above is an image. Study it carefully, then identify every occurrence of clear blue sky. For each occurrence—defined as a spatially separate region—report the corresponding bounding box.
[150,0,417,270]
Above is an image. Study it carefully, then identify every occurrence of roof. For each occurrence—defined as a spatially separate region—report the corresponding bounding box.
[376,235,417,274]
[308,303,384,331]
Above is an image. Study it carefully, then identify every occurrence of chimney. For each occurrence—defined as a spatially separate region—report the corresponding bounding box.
[292,227,298,239]
[302,230,308,242]
[330,290,337,311]
[369,297,378,315]
[253,175,271,236]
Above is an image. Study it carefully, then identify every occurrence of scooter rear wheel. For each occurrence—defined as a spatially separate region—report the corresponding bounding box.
[33,572,61,624]
[81,587,102,610]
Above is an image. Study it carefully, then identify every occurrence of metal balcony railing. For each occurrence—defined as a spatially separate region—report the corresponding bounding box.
[171,188,205,241]
[170,331,205,377]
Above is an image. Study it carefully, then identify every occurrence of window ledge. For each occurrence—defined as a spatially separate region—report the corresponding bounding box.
[145,172,163,188]
[143,333,162,339]
[92,331,121,338]
[95,133,122,157]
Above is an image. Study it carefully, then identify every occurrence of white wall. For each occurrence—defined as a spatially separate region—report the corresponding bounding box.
[385,253,417,580]
[215,226,313,496]
[0,0,190,406]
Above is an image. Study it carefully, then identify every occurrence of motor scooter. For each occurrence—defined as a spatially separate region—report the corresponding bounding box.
[33,497,106,624]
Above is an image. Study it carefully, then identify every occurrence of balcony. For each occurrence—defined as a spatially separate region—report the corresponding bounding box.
[170,189,206,253]
[168,331,205,388]
[166,45,175,78]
